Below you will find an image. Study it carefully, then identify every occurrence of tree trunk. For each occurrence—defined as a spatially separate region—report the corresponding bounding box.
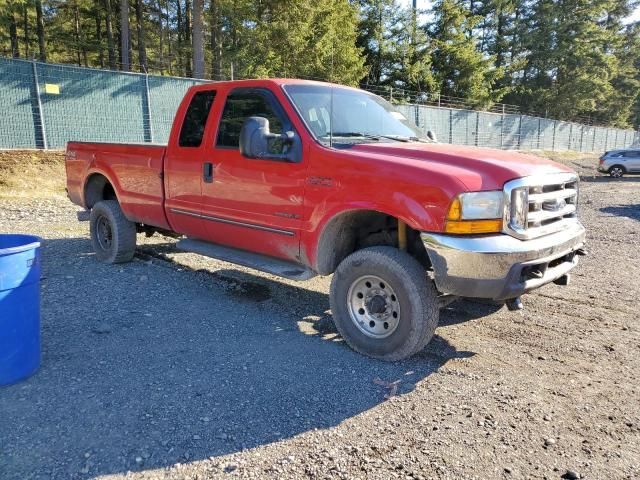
[209,0,222,79]
[104,0,117,69]
[135,0,147,71]
[73,3,82,65]
[166,0,172,75]
[96,11,104,68]
[120,0,130,70]
[192,0,204,78]
[9,12,19,58]
[184,0,192,77]
[495,11,504,68]
[176,0,183,74]
[23,4,30,58]
[157,0,164,74]
[35,0,46,61]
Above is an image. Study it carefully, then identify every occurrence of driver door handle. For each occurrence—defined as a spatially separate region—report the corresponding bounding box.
[203,162,214,183]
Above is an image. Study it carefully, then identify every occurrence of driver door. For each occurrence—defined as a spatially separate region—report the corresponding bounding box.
[200,87,307,262]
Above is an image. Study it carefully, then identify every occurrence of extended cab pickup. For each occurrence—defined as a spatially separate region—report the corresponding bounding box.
[66,79,586,360]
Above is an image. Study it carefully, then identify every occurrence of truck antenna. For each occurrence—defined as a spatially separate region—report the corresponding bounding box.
[329,86,334,148]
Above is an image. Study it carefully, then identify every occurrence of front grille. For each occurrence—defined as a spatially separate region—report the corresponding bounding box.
[504,173,579,240]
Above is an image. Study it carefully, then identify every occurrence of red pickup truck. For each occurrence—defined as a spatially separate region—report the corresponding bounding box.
[66,79,586,360]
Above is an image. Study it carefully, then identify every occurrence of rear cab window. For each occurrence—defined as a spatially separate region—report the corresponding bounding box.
[179,90,216,148]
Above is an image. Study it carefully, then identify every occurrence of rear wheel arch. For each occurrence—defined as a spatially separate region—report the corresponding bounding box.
[84,173,118,208]
[314,209,430,275]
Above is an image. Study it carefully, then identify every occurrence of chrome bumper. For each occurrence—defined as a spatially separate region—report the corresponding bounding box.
[421,222,586,300]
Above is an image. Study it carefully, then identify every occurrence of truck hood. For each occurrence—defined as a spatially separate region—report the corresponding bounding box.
[351,142,574,191]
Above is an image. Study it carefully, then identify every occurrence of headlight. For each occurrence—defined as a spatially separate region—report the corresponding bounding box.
[445,191,504,234]
[458,191,504,219]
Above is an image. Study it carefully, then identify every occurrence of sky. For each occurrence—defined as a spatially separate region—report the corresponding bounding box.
[398,0,640,24]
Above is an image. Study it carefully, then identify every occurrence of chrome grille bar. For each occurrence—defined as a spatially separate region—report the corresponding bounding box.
[503,173,579,240]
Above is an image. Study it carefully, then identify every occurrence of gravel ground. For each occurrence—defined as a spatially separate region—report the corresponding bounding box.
[0,152,639,480]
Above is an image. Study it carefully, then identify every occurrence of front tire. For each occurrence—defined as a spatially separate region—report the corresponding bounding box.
[90,200,137,263]
[330,246,439,361]
[609,165,625,178]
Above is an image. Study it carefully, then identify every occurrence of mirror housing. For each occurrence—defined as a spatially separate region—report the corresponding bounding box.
[239,116,300,162]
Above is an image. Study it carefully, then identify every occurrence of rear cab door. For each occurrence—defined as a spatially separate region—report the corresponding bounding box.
[164,87,218,237]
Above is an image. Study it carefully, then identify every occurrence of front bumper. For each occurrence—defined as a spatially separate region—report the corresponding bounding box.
[421,222,586,300]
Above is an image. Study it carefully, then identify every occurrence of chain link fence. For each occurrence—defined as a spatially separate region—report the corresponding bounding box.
[0,57,205,149]
[1,57,638,151]
[397,104,639,152]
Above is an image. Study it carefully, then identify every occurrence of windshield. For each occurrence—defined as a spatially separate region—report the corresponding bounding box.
[283,84,426,146]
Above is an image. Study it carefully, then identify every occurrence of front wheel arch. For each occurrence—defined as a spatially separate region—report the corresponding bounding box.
[314,209,431,275]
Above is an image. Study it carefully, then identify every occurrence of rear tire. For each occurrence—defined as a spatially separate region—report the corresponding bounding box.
[90,200,136,263]
[609,165,625,178]
[330,246,439,361]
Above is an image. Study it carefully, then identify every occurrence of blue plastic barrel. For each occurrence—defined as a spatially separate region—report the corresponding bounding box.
[0,234,41,385]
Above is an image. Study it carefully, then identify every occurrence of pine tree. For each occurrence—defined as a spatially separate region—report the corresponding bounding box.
[236,0,366,85]
[518,0,639,125]
[384,5,436,94]
[356,0,397,85]
[429,0,504,106]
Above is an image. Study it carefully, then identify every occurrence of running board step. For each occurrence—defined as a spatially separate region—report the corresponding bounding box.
[176,238,316,281]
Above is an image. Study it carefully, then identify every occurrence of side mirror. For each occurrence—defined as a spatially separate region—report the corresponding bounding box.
[426,130,438,142]
[239,116,300,162]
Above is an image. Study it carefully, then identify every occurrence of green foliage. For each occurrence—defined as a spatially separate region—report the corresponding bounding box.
[233,0,366,85]
[0,0,638,127]
[516,0,640,126]
[429,0,505,107]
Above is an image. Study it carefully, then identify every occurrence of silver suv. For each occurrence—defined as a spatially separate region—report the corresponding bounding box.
[598,149,640,177]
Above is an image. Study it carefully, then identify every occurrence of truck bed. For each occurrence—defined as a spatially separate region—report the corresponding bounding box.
[65,141,170,229]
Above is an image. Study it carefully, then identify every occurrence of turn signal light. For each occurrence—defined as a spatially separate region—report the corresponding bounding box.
[446,197,462,221]
[444,219,503,234]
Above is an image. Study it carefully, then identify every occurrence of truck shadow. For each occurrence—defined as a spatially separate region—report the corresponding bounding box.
[600,205,640,221]
[0,237,476,479]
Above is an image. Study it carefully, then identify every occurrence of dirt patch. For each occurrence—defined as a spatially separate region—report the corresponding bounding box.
[530,151,600,178]
[0,149,66,199]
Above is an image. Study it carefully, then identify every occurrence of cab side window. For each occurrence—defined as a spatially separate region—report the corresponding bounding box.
[216,90,286,153]
[179,90,216,147]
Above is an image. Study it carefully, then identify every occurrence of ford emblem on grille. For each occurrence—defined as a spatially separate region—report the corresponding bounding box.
[543,198,567,212]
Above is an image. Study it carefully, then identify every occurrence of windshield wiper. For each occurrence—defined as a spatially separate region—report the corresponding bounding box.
[329,132,381,141]
[329,132,413,143]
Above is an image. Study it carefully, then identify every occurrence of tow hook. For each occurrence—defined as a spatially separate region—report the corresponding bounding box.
[553,274,571,286]
[506,297,523,311]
